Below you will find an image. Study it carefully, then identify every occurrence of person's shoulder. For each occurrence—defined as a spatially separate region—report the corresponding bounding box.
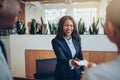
[72,35,80,41]
[84,59,119,79]
[52,37,58,42]
[84,59,120,80]
[52,37,61,43]
[83,65,105,80]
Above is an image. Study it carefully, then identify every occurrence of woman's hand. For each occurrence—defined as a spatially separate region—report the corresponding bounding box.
[71,58,81,69]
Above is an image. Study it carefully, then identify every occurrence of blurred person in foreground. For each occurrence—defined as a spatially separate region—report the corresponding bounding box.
[83,0,120,80]
[0,0,20,79]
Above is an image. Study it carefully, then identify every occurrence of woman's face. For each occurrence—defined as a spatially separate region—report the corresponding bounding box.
[63,19,74,39]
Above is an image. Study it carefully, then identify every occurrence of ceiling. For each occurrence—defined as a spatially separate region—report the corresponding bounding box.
[23,0,101,4]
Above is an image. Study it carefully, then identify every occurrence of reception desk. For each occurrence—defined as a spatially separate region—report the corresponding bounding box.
[1,35,118,78]
[25,49,117,79]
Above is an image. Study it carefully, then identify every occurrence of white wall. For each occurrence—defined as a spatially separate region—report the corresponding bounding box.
[81,35,117,51]
[25,1,100,21]
[9,35,54,77]
[25,2,44,34]
[2,35,115,77]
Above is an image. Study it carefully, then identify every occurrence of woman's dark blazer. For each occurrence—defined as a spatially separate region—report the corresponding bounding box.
[52,36,84,79]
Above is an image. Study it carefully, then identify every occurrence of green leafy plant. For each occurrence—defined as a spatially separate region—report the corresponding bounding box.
[48,21,57,35]
[43,24,48,35]
[40,17,44,34]
[15,19,26,34]
[78,18,86,34]
[89,18,99,35]
[36,17,48,35]
[36,22,42,34]
[30,19,37,34]
[36,17,43,34]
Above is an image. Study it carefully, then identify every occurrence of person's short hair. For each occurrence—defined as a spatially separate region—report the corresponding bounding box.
[106,0,120,29]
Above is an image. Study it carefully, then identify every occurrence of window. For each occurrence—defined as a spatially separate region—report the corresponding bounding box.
[73,8,97,30]
[45,9,67,24]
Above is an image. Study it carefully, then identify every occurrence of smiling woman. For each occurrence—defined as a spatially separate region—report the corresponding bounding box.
[52,15,84,80]
[63,19,74,39]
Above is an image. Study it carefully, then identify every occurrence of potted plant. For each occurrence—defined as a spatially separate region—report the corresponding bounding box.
[36,17,47,35]
[89,18,99,35]
[29,19,37,34]
[15,19,26,34]
[48,21,57,35]
[78,18,86,34]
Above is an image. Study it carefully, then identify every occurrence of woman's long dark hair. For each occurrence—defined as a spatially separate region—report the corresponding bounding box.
[56,15,79,38]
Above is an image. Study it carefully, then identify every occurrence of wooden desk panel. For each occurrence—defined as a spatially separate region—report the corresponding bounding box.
[25,50,117,79]
[25,50,56,78]
[89,51,117,64]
